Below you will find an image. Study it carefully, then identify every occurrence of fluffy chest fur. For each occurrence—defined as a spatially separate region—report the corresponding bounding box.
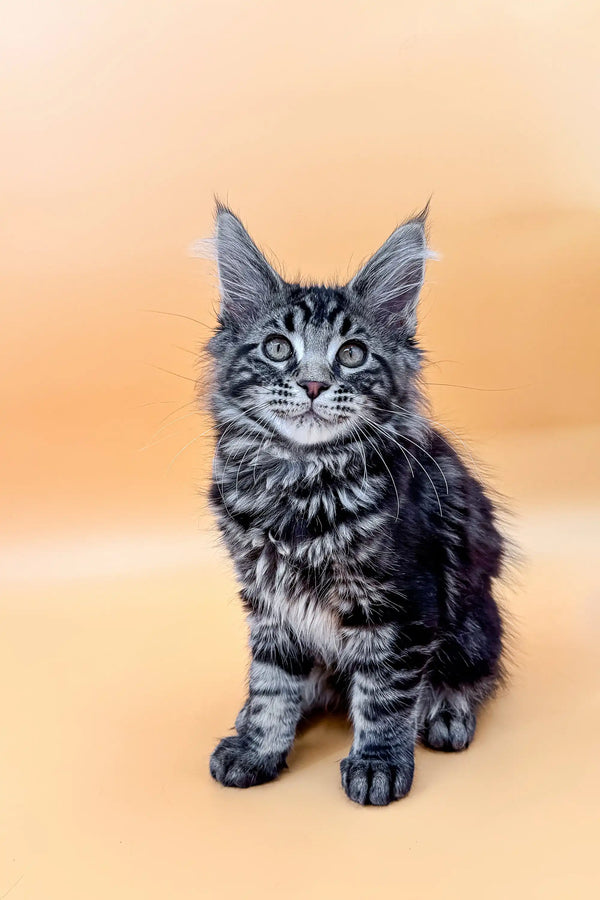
[210,435,403,663]
[205,204,507,806]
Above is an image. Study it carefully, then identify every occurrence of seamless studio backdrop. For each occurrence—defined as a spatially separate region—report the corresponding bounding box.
[1,2,599,899]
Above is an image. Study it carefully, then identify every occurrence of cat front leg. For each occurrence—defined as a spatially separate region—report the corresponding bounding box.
[340,637,429,805]
[210,616,312,789]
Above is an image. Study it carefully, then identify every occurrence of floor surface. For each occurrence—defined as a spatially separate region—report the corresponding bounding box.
[2,428,599,899]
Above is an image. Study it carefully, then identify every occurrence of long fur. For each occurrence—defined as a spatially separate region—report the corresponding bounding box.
[205,205,506,805]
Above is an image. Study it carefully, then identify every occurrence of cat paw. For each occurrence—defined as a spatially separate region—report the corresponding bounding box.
[209,735,286,788]
[421,708,476,751]
[340,755,414,806]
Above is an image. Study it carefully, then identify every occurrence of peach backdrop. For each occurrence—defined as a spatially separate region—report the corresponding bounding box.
[1,2,599,899]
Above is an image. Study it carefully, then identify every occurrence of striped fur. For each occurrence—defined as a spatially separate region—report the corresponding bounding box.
[207,206,505,805]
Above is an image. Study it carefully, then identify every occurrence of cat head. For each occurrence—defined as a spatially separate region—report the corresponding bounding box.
[207,203,432,447]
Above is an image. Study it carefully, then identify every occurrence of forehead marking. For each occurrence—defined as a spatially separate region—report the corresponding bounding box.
[326,303,343,324]
[310,294,329,326]
[295,298,313,324]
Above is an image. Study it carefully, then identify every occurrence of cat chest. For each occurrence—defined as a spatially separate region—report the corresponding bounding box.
[214,474,394,658]
[243,538,385,662]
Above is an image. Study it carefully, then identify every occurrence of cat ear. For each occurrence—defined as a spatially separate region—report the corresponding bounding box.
[348,209,430,333]
[215,203,282,324]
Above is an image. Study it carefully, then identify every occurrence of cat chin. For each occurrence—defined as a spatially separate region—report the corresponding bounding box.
[272,413,352,447]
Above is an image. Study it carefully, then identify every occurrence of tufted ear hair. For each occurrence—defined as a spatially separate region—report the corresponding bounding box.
[214,203,283,325]
[347,207,431,334]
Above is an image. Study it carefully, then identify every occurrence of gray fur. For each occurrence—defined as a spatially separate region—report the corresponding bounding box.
[205,204,506,805]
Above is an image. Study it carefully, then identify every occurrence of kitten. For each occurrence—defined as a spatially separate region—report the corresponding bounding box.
[205,203,505,806]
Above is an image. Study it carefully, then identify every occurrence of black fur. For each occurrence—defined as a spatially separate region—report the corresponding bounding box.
[205,205,506,805]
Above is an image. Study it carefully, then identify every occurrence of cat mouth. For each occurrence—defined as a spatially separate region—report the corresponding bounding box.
[289,408,332,425]
[269,406,355,445]
[286,408,350,427]
[302,408,327,422]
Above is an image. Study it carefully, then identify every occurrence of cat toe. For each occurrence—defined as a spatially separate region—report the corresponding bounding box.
[210,735,285,788]
[422,709,476,751]
[340,756,414,806]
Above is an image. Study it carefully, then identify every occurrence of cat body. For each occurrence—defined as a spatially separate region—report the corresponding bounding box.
[206,206,505,805]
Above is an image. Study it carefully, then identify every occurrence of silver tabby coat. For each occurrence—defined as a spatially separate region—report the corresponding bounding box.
[206,204,505,805]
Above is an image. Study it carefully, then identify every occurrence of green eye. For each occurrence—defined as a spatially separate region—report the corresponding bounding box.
[263,334,293,362]
[337,341,367,368]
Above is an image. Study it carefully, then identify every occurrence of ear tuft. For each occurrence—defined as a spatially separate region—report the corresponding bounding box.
[214,203,282,324]
[348,209,433,333]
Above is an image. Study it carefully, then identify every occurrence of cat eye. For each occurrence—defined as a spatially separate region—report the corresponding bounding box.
[263,334,293,362]
[337,340,367,368]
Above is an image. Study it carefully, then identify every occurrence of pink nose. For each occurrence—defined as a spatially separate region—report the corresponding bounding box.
[299,380,330,400]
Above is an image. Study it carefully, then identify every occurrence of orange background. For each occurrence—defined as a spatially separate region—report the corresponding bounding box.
[1,2,599,898]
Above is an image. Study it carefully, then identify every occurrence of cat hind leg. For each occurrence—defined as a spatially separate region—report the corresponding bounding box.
[418,681,483,751]
[419,600,504,751]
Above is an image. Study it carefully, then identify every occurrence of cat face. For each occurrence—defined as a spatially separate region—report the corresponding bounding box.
[207,205,431,447]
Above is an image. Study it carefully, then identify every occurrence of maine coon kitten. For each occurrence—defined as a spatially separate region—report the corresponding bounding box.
[206,203,505,806]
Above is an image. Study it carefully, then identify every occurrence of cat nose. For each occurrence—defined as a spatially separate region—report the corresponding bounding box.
[298,380,330,400]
